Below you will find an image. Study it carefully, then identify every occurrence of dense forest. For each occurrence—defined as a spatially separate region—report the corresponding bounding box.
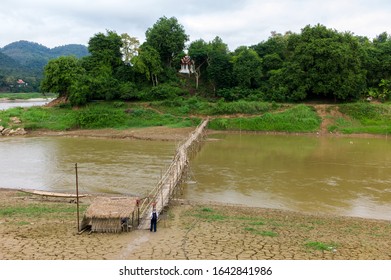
[42,17,391,105]
[0,41,88,92]
[5,16,391,104]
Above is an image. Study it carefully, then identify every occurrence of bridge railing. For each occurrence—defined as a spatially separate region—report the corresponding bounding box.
[137,118,208,229]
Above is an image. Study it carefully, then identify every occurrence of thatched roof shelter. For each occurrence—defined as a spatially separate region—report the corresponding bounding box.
[85,197,137,218]
[82,196,139,233]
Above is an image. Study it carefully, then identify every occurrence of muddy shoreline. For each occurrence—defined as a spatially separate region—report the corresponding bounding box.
[25,126,196,141]
[22,123,390,142]
[1,188,390,260]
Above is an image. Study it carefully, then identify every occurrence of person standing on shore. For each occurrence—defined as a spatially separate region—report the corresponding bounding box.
[150,206,158,232]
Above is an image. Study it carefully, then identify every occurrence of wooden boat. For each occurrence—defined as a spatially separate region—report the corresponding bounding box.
[19,189,89,198]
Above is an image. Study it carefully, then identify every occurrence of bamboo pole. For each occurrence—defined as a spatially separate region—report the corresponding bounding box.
[75,163,80,232]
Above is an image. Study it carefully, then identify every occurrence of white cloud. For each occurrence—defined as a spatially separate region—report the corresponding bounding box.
[1,0,390,50]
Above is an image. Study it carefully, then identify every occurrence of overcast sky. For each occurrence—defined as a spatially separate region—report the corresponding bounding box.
[1,0,390,51]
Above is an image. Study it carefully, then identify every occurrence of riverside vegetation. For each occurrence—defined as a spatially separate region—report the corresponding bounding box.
[0,92,57,100]
[3,17,391,135]
[1,95,390,135]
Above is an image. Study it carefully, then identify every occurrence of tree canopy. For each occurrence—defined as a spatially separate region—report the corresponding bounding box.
[40,20,391,104]
[40,56,84,99]
[145,16,189,67]
[267,24,367,101]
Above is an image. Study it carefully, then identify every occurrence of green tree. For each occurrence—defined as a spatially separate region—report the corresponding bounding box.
[87,30,123,70]
[252,32,289,85]
[132,44,163,86]
[145,16,189,66]
[188,39,209,89]
[275,24,366,101]
[40,56,84,99]
[206,37,233,92]
[77,30,125,102]
[68,73,91,106]
[252,31,290,58]
[88,64,120,101]
[268,61,308,101]
[365,32,391,89]
[232,47,263,88]
[121,33,140,65]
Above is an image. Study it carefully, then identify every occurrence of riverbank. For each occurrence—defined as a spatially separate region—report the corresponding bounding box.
[0,188,390,260]
[1,100,390,138]
[24,125,390,142]
[26,126,196,141]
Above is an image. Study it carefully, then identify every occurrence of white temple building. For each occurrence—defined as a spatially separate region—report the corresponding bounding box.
[179,55,195,74]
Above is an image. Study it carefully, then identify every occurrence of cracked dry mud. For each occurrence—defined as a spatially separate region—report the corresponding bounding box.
[1,190,390,260]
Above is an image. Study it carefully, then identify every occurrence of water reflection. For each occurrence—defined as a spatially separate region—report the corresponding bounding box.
[183,134,391,220]
[0,99,53,110]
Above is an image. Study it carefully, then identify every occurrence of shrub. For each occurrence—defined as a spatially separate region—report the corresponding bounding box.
[76,105,127,128]
[208,105,321,132]
[119,82,139,101]
[211,100,274,115]
[216,87,263,101]
[339,103,389,120]
[144,84,186,101]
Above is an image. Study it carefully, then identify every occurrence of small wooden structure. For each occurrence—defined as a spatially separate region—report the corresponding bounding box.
[81,197,139,233]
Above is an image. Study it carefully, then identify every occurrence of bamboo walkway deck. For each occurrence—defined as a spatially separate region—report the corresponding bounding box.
[137,118,209,229]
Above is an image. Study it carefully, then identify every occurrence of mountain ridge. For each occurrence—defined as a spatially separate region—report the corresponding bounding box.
[1,40,89,67]
[0,40,89,91]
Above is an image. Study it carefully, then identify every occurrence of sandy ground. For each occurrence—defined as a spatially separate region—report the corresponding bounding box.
[1,189,390,260]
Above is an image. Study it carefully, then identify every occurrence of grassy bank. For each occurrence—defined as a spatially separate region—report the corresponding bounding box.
[151,100,391,134]
[145,99,322,133]
[332,102,391,134]
[151,98,282,116]
[0,92,58,100]
[1,98,391,135]
[0,101,200,131]
[208,104,321,132]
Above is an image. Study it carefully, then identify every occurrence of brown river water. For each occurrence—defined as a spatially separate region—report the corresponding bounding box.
[183,133,391,220]
[1,133,390,220]
[0,137,175,197]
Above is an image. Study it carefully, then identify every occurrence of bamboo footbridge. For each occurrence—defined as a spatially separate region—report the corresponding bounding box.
[79,118,208,233]
[137,118,209,229]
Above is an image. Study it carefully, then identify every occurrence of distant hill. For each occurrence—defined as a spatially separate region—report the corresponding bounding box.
[1,40,89,70]
[0,51,32,83]
[0,51,22,70]
[50,44,90,58]
[0,40,89,92]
